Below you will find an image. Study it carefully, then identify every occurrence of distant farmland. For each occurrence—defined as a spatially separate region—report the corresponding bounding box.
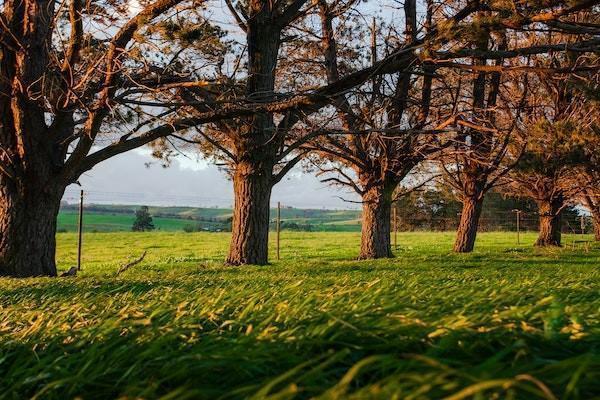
[58,204,362,232]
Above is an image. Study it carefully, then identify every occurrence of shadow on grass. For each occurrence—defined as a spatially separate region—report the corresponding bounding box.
[1,319,598,400]
[2,242,598,399]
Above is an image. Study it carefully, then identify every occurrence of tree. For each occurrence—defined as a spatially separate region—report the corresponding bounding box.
[0,0,409,275]
[437,23,529,253]
[581,134,600,241]
[171,0,336,265]
[132,207,156,232]
[507,121,588,246]
[305,0,600,258]
[305,0,442,259]
[0,0,237,276]
[172,0,424,265]
[578,69,600,241]
[505,76,596,246]
[2,0,596,275]
[434,1,600,252]
[505,49,599,247]
[583,190,600,240]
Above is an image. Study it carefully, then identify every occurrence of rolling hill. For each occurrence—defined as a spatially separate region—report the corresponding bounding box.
[58,203,362,233]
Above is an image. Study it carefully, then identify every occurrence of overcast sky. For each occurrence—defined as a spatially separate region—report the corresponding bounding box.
[64,150,361,209]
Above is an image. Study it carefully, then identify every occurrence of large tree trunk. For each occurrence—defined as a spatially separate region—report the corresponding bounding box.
[225,8,281,266]
[536,199,563,247]
[453,196,484,253]
[0,180,64,277]
[593,213,600,242]
[359,184,394,259]
[226,161,273,265]
[0,0,66,277]
[584,195,600,242]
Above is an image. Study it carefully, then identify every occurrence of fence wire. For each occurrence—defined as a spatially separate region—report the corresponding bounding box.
[59,189,595,235]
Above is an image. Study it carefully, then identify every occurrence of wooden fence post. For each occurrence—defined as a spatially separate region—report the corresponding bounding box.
[277,202,281,260]
[393,206,397,250]
[513,209,521,245]
[77,190,84,271]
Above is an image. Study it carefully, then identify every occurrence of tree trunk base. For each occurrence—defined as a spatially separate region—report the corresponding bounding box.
[453,197,484,253]
[536,201,562,247]
[534,238,562,247]
[0,184,63,277]
[226,163,273,266]
[358,186,393,260]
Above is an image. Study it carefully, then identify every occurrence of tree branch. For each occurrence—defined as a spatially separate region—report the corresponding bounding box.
[224,0,248,32]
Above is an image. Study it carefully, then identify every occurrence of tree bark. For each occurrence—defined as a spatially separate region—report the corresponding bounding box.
[225,7,281,266]
[593,213,600,242]
[584,195,600,242]
[0,179,64,277]
[226,161,273,265]
[536,199,563,247]
[359,184,394,259]
[453,196,484,253]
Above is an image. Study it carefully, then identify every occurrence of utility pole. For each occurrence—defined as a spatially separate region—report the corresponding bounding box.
[393,206,398,250]
[77,190,84,271]
[276,202,281,260]
[512,209,521,245]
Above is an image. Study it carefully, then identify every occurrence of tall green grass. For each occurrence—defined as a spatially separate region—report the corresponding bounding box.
[0,232,598,399]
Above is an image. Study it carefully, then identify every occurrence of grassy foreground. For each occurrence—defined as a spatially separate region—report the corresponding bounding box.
[1,232,599,399]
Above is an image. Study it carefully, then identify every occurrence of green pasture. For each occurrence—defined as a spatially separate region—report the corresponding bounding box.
[0,232,598,399]
[57,207,362,232]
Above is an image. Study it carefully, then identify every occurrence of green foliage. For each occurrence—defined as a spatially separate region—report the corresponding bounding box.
[182,223,204,233]
[132,206,155,232]
[516,119,589,175]
[0,232,598,399]
[280,221,313,231]
[394,186,539,231]
[154,19,228,54]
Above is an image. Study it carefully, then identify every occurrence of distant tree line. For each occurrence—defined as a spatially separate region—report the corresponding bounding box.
[393,188,584,233]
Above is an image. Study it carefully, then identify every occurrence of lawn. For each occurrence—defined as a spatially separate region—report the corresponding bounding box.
[0,232,599,399]
[57,210,213,232]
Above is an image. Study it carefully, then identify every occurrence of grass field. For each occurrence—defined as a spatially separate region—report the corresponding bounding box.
[1,232,599,399]
[58,210,201,232]
[57,205,362,232]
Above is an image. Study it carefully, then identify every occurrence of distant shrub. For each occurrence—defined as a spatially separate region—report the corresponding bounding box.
[183,224,202,233]
[280,222,313,231]
[132,206,155,232]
